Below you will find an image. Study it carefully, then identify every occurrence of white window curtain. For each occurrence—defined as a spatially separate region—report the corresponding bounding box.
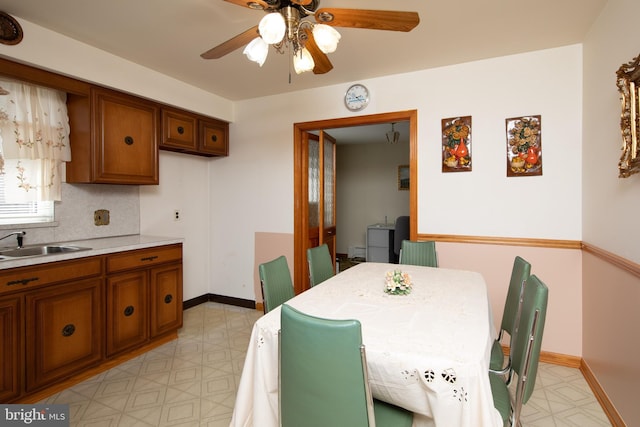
[0,78,71,202]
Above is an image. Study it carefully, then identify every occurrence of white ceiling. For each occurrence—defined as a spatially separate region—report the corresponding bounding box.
[0,0,606,102]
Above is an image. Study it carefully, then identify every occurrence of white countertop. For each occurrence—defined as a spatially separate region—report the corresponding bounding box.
[0,235,184,270]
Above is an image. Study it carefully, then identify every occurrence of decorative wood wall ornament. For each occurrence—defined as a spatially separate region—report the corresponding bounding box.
[616,53,640,178]
[442,116,472,172]
[0,12,23,45]
[506,115,542,177]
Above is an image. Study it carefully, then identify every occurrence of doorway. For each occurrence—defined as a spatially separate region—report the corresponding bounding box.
[293,110,418,294]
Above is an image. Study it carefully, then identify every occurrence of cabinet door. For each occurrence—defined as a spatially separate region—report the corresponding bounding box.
[25,279,103,392]
[0,295,22,402]
[106,271,148,356]
[150,263,183,337]
[199,119,229,156]
[161,108,197,151]
[93,88,159,184]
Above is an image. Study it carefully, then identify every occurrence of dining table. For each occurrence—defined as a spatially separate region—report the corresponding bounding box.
[230,262,503,427]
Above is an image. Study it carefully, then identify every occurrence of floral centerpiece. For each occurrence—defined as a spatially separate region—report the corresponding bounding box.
[384,269,413,295]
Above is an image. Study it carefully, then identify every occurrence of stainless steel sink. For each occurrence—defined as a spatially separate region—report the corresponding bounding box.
[0,245,91,259]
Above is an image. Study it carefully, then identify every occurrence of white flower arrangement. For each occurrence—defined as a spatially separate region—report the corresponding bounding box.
[384,269,413,295]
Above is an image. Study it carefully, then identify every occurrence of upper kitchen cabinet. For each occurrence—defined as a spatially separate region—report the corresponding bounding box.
[161,107,229,157]
[199,117,229,156]
[67,87,159,184]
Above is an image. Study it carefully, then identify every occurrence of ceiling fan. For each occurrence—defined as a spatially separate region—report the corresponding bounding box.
[200,0,420,74]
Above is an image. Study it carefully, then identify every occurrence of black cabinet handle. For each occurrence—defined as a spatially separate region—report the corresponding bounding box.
[124,136,134,145]
[124,305,135,316]
[140,255,158,262]
[164,294,173,304]
[62,324,76,337]
[211,134,217,142]
[177,126,184,135]
[6,277,39,286]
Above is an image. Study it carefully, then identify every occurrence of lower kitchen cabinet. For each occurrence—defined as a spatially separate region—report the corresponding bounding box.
[0,295,22,402]
[106,257,182,356]
[0,242,183,402]
[106,271,148,356]
[25,278,103,392]
[150,263,183,337]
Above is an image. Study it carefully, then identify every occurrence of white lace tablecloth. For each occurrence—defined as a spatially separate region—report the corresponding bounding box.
[230,262,503,427]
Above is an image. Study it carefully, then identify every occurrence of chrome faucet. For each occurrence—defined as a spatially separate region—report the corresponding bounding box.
[0,231,26,248]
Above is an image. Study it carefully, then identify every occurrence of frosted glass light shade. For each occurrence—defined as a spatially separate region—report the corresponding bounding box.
[259,12,286,44]
[293,48,315,74]
[243,37,269,66]
[312,24,341,53]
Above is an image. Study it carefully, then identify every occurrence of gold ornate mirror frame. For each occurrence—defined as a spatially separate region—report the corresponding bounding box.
[617,53,640,178]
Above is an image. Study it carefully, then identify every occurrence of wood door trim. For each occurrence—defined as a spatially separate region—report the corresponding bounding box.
[293,110,418,294]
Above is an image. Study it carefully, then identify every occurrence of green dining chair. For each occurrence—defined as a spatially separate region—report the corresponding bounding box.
[307,243,335,287]
[258,255,295,314]
[489,256,531,382]
[490,274,548,426]
[399,240,438,267]
[279,304,413,427]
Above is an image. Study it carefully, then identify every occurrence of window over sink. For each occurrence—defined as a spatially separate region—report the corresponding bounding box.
[0,174,54,225]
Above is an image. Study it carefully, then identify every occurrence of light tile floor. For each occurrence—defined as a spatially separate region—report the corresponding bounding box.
[40,302,612,426]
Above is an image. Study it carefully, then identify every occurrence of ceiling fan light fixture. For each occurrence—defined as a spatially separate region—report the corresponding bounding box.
[258,12,286,44]
[243,37,269,66]
[293,47,314,74]
[312,24,340,54]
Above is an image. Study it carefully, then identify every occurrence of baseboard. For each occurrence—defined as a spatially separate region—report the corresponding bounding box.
[580,359,627,427]
[183,293,257,310]
[500,345,624,426]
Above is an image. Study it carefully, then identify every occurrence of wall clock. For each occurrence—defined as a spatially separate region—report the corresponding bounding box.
[344,84,370,111]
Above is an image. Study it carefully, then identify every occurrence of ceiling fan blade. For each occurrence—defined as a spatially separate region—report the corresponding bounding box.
[315,8,420,32]
[200,25,259,59]
[302,28,333,74]
[223,0,269,10]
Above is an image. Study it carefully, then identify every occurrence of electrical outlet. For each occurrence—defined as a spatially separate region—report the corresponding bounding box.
[94,209,110,226]
[174,210,180,221]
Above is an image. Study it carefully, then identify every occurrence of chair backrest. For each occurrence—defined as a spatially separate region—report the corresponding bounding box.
[279,304,374,427]
[399,240,438,267]
[499,256,532,337]
[393,216,410,258]
[510,274,548,425]
[306,243,334,287]
[258,255,295,314]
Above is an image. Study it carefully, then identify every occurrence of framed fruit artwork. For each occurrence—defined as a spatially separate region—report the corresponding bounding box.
[442,116,472,172]
[506,115,542,177]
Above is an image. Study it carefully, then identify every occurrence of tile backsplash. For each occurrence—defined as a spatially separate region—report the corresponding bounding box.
[1,183,140,246]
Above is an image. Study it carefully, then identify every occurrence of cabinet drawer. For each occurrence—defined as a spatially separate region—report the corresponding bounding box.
[0,257,103,296]
[107,244,182,273]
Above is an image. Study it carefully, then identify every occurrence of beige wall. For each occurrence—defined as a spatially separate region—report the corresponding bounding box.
[582,252,640,424]
[437,242,583,356]
[254,232,294,303]
[582,0,640,423]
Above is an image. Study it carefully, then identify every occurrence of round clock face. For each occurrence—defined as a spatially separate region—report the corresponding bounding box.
[344,84,370,111]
